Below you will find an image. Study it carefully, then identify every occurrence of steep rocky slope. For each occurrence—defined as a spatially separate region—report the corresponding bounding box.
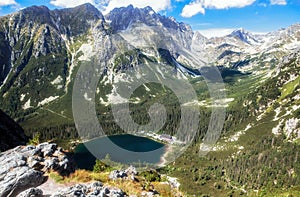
[0,109,27,151]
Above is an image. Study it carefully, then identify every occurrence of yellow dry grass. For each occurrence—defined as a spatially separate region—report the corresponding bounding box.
[48,169,179,196]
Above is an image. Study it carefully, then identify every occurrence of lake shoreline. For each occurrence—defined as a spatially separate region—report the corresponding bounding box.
[74,133,176,168]
[74,134,167,169]
[158,144,173,167]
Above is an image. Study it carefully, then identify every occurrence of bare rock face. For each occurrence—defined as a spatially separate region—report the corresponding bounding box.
[106,5,191,33]
[0,143,74,196]
[0,167,45,197]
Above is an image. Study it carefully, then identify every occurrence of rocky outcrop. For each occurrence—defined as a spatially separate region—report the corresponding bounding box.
[109,166,137,181]
[0,143,74,196]
[51,182,125,197]
[0,109,28,151]
[0,142,130,196]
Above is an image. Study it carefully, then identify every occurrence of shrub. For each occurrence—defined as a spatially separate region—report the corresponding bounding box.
[93,159,108,173]
[28,132,41,145]
[139,170,161,182]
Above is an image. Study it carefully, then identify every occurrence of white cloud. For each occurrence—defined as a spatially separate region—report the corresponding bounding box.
[50,0,95,8]
[203,0,256,9]
[181,2,205,17]
[0,0,17,6]
[196,28,235,38]
[181,0,256,18]
[270,0,287,5]
[103,0,171,14]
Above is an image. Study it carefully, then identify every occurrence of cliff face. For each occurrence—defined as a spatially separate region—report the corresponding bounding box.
[0,142,75,196]
[0,109,28,151]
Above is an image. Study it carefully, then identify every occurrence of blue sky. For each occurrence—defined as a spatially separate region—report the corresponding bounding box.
[0,0,299,37]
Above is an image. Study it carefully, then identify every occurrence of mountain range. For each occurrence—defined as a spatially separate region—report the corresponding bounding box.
[0,3,299,196]
[0,3,298,122]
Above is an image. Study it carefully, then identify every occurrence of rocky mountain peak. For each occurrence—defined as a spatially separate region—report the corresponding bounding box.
[106,5,191,32]
[12,5,52,25]
[5,3,104,37]
[20,5,50,14]
[50,3,105,37]
[61,3,103,20]
[79,2,98,10]
[54,3,104,23]
[193,31,207,40]
[285,23,300,35]
[106,4,157,31]
[232,27,246,34]
[229,27,259,45]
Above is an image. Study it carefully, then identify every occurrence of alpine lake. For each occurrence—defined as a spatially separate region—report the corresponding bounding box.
[74,134,167,170]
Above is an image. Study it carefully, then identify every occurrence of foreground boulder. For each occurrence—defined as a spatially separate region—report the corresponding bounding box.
[51,182,125,197]
[0,143,74,196]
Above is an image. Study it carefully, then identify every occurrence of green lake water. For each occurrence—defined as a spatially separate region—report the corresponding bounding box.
[74,134,166,170]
